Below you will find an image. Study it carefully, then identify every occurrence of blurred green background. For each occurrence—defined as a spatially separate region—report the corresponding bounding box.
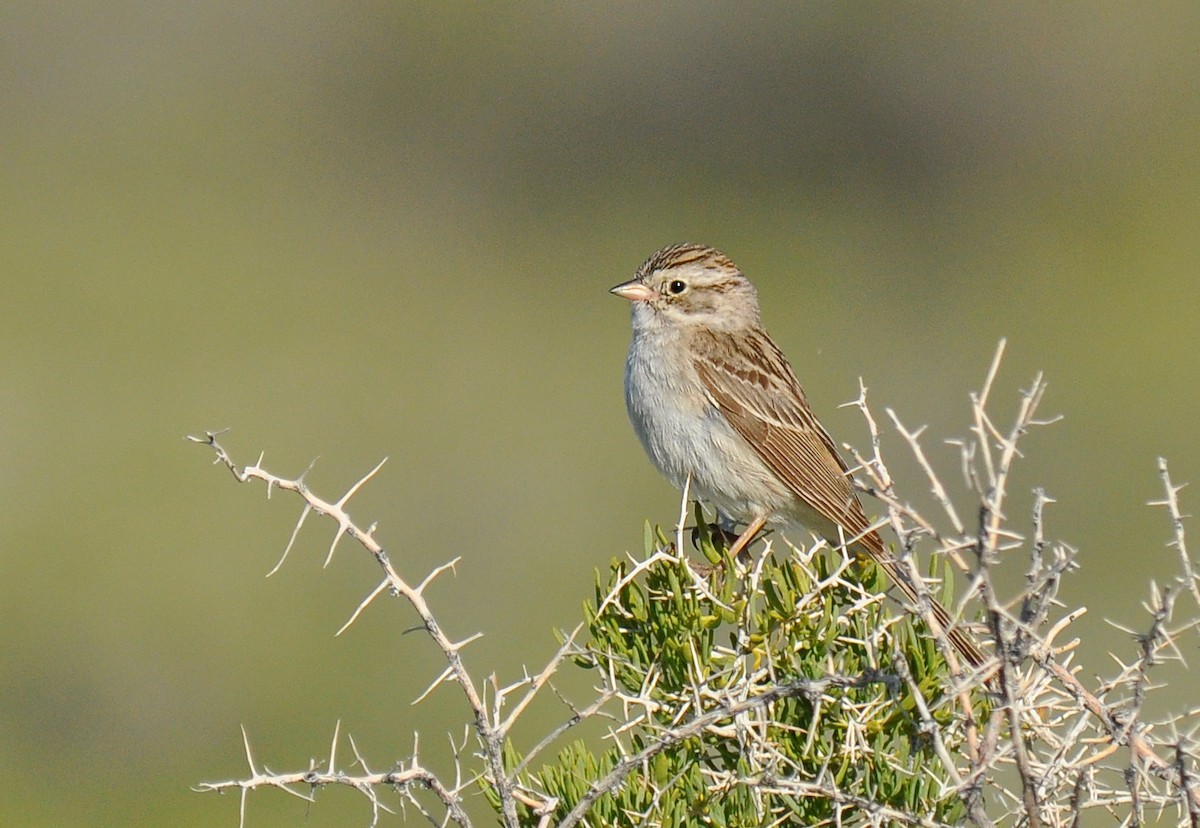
[3,4,1199,825]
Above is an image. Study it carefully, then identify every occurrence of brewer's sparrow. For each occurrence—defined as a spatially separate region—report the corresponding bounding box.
[612,243,985,673]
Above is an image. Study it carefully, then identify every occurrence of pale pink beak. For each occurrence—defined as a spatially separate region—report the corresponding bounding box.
[610,279,656,302]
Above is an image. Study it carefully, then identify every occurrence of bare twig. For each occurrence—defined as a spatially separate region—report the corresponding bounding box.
[189,340,1200,827]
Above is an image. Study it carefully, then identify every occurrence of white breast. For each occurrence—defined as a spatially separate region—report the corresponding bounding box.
[622,320,792,523]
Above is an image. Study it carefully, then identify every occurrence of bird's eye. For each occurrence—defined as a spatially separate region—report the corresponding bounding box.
[668,279,687,295]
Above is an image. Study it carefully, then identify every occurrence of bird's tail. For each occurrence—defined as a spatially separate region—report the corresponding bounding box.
[853,531,990,680]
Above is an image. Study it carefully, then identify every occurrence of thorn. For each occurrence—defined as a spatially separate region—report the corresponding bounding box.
[336,457,388,508]
[413,666,455,705]
[447,631,484,652]
[323,522,348,569]
[240,725,258,775]
[328,720,341,772]
[415,558,462,594]
[348,732,369,771]
[336,580,389,636]
[267,504,312,577]
[298,457,319,485]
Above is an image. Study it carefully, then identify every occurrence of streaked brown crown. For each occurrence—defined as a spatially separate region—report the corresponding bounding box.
[636,243,738,280]
[632,243,762,331]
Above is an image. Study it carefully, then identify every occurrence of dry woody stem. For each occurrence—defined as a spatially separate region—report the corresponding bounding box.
[189,340,1199,827]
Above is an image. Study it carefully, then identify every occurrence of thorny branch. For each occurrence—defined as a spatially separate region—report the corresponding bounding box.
[846,340,1199,826]
[188,431,597,828]
[190,339,1200,827]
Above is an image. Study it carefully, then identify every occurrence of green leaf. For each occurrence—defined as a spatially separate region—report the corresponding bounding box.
[506,522,974,827]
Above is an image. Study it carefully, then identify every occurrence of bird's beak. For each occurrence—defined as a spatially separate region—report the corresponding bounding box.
[610,279,655,302]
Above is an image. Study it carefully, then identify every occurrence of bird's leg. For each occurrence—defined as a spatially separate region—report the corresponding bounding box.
[693,513,740,550]
[726,515,768,563]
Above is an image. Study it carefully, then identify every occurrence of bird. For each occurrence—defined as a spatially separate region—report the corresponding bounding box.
[611,242,987,675]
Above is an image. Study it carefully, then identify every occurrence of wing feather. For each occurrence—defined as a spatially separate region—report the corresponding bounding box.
[693,328,988,672]
[692,329,870,540]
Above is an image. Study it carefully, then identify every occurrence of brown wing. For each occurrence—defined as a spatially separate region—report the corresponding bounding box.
[693,328,989,674]
[692,328,871,542]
